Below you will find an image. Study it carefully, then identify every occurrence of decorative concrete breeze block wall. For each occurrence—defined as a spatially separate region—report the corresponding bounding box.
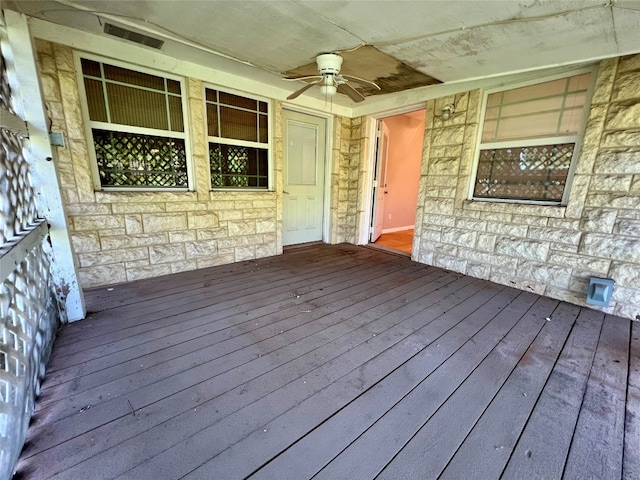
[414,55,640,320]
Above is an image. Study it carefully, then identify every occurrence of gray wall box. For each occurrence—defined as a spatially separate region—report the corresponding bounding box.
[586,277,615,307]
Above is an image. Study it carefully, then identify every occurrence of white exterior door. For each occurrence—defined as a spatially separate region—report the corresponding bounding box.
[283,110,326,246]
[371,121,390,242]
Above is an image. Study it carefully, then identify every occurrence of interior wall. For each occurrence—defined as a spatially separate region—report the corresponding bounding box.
[413,55,640,321]
[381,110,425,231]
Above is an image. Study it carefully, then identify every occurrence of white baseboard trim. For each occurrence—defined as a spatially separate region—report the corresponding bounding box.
[382,225,414,234]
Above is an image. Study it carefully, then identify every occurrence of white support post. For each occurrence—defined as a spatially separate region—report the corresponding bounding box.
[3,10,85,321]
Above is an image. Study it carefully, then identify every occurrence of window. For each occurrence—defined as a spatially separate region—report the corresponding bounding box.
[472,72,592,203]
[79,57,189,189]
[206,88,269,189]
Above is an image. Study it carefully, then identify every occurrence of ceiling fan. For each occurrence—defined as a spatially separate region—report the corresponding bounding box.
[285,53,381,103]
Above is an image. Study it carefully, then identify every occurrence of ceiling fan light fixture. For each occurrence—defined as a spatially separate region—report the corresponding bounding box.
[319,84,337,97]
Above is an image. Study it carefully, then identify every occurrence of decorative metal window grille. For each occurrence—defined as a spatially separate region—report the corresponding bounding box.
[474,73,591,203]
[209,143,268,188]
[474,143,575,201]
[93,129,187,188]
[80,57,189,189]
[206,88,269,189]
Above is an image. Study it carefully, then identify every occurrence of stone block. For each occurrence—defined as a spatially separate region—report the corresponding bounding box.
[187,212,219,229]
[487,223,528,237]
[235,246,256,262]
[422,213,455,227]
[614,303,640,321]
[458,248,517,269]
[548,252,610,274]
[111,203,167,214]
[100,233,167,250]
[612,72,640,101]
[185,240,218,259]
[580,233,640,262]
[171,260,198,274]
[421,228,442,242]
[591,58,617,104]
[527,227,582,246]
[511,215,548,227]
[590,174,633,192]
[609,262,640,286]
[256,219,276,233]
[431,126,465,146]
[228,220,256,236]
[614,219,640,236]
[79,247,148,267]
[71,232,101,253]
[143,213,187,232]
[495,237,550,261]
[65,203,112,216]
[423,198,454,214]
[149,244,185,264]
[601,129,640,148]
[125,215,143,234]
[256,243,278,258]
[433,254,467,273]
[475,233,497,252]
[618,54,640,73]
[73,215,125,231]
[428,156,460,176]
[606,100,640,130]
[631,175,640,192]
[585,193,640,210]
[78,264,126,288]
[517,260,572,288]
[169,230,197,243]
[244,208,276,220]
[126,264,172,282]
[165,202,210,212]
[441,227,477,247]
[594,149,640,174]
[466,263,490,280]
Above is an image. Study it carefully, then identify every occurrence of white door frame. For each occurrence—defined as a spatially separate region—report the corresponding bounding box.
[360,103,427,246]
[282,105,333,243]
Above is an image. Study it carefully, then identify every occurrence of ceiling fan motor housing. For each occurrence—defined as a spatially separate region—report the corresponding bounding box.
[316,53,343,75]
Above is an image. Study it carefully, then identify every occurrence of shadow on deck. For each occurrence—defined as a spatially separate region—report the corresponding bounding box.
[16,244,639,479]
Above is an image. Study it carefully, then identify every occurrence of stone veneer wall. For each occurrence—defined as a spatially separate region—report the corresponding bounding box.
[414,54,640,320]
[334,116,370,244]
[36,40,287,288]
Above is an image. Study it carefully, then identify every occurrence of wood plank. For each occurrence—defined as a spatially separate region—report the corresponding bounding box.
[42,255,413,388]
[438,302,580,480]
[27,261,447,456]
[501,308,604,479]
[322,297,558,480]
[209,289,535,480]
[37,261,434,420]
[624,321,640,480]
[563,315,630,480]
[46,278,491,478]
[54,246,383,347]
[23,268,471,476]
[47,252,403,366]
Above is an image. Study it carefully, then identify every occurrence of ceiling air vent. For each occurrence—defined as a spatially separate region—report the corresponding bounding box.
[103,23,164,49]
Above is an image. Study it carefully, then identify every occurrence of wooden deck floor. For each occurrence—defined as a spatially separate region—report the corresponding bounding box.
[17,244,639,479]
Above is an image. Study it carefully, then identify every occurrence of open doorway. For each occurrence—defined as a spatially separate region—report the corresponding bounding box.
[369,109,425,255]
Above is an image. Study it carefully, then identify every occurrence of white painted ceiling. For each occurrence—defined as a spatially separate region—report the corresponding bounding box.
[8,0,640,106]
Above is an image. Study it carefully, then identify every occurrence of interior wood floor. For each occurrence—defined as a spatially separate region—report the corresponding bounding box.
[373,228,413,254]
[17,244,638,480]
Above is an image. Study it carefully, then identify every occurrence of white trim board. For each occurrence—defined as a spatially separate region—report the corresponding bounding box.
[382,225,414,234]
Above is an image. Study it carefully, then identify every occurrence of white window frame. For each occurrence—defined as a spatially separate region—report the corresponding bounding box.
[74,52,194,192]
[203,84,273,191]
[469,67,596,206]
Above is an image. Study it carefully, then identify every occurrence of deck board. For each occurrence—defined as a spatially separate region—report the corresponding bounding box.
[15,244,635,480]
